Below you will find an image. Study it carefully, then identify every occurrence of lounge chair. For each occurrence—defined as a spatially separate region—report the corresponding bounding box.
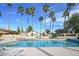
[0,48,6,56]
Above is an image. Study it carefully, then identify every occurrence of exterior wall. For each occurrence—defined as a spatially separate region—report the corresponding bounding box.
[27,31,40,37]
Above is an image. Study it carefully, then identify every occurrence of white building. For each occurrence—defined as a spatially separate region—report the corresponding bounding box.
[27,31,40,37]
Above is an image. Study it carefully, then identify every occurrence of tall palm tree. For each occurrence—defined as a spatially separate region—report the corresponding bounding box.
[49,11,55,33]
[31,7,35,31]
[30,7,35,36]
[67,3,75,12]
[25,8,30,29]
[51,16,56,33]
[39,16,43,38]
[66,3,75,33]
[42,4,50,31]
[62,10,69,33]
[7,3,12,30]
[17,4,24,33]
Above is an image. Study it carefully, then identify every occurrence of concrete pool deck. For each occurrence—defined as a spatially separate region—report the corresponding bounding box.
[0,47,79,56]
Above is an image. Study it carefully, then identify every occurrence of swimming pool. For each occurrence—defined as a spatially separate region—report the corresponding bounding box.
[0,40,79,47]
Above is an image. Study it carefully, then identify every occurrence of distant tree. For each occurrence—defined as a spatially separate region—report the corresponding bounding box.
[45,29,50,35]
[17,26,20,33]
[21,28,24,32]
[27,25,33,32]
[55,29,64,34]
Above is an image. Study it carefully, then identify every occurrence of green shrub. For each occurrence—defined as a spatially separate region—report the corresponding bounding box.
[49,33,57,38]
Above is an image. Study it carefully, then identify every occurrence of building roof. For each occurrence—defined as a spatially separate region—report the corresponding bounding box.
[0,28,11,34]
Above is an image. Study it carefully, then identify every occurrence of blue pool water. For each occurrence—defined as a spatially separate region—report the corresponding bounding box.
[0,40,79,47]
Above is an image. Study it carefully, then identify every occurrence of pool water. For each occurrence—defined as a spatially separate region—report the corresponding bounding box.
[0,40,79,47]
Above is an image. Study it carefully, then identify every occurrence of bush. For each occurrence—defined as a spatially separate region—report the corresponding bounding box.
[26,25,33,32]
[49,33,57,38]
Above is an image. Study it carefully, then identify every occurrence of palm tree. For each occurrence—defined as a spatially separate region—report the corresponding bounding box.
[17,26,20,33]
[42,4,50,31]
[30,7,35,36]
[6,3,12,30]
[17,4,24,33]
[49,11,55,33]
[39,16,43,38]
[67,3,75,12]
[51,16,56,33]
[62,10,69,33]
[25,8,31,28]
[31,7,35,30]
[66,3,75,33]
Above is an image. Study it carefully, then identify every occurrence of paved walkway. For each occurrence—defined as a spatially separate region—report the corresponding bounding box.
[0,47,79,56]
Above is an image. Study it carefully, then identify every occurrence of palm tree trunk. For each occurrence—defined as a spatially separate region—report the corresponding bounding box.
[64,18,65,32]
[32,16,34,36]
[40,22,42,38]
[67,16,69,34]
[67,10,70,34]
[64,18,66,36]
[50,21,51,33]
[27,15,29,28]
[8,18,10,30]
[20,15,23,33]
[8,9,10,30]
[44,12,46,31]
[52,22,54,33]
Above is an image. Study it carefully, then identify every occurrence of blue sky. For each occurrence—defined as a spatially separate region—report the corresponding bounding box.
[0,3,79,32]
